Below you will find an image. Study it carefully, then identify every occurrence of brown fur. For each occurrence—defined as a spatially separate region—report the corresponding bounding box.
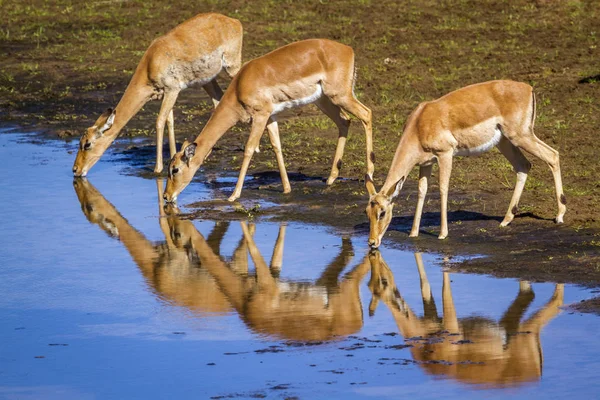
[366,80,566,247]
[163,39,374,203]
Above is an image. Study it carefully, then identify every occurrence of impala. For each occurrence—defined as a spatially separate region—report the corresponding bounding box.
[368,250,564,387]
[366,80,566,247]
[163,38,374,203]
[72,13,243,176]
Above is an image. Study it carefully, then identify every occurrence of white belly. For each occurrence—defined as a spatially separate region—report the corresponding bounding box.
[454,122,503,157]
[271,84,323,115]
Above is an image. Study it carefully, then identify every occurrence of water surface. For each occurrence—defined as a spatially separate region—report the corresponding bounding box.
[1,133,599,399]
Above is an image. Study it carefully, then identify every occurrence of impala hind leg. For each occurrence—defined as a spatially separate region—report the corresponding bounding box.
[314,96,351,185]
[265,119,291,194]
[410,164,433,237]
[511,132,566,223]
[437,151,453,239]
[202,80,224,108]
[497,137,532,227]
[229,115,269,202]
[332,95,374,178]
[155,91,180,173]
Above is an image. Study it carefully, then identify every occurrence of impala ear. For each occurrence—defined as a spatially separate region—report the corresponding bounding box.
[96,108,116,136]
[365,174,376,196]
[180,139,190,152]
[182,142,197,166]
[386,176,405,199]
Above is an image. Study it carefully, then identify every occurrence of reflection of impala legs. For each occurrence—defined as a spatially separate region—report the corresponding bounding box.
[367,250,565,386]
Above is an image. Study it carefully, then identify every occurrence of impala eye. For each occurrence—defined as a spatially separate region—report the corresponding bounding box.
[84,142,91,150]
[172,167,179,174]
[379,211,386,219]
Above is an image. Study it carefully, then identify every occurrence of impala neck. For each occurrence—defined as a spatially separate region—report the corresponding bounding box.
[381,133,421,195]
[105,74,154,139]
[190,96,243,168]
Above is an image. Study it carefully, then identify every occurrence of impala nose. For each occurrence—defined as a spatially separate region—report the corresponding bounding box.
[368,239,378,248]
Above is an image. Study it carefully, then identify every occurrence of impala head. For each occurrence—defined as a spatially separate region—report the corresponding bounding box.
[73,108,116,177]
[365,174,404,248]
[163,140,198,203]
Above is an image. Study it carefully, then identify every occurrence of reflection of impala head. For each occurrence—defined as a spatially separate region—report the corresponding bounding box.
[367,250,405,316]
[365,174,404,248]
[368,251,564,387]
[73,109,117,177]
[163,140,199,203]
[73,178,119,237]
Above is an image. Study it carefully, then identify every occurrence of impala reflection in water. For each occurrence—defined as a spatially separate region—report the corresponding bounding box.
[73,178,231,314]
[368,250,564,388]
[73,178,370,341]
[74,178,563,384]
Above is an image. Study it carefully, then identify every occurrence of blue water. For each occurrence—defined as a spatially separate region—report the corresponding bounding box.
[0,132,599,399]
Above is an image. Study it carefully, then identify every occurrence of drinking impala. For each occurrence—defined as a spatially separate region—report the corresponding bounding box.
[163,39,374,203]
[365,80,566,247]
[72,13,243,176]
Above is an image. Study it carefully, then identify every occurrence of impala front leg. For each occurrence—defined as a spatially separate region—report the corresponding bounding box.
[229,114,269,202]
[167,109,176,158]
[437,152,453,239]
[155,91,179,173]
[410,164,433,237]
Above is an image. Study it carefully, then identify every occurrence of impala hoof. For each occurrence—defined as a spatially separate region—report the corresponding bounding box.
[438,234,447,240]
[555,216,564,224]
